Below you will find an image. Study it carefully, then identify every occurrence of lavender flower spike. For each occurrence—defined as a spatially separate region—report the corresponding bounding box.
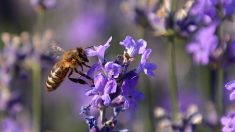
[81,36,156,131]
[86,36,112,63]
[186,21,218,65]
[120,36,147,57]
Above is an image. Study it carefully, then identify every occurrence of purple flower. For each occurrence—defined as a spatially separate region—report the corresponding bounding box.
[86,37,112,63]
[86,72,118,107]
[86,73,107,96]
[86,63,102,78]
[213,0,235,17]
[85,116,97,129]
[223,0,235,17]
[104,62,122,78]
[221,112,235,132]
[186,22,218,65]
[81,36,156,130]
[0,118,23,132]
[136,49,157,76]
[225,80,235,100]
[121,75,144,110]
[148,12,168,36]
[120,36,147,57]
[189,0,216,23]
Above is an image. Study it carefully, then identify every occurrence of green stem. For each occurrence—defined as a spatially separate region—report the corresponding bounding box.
[145,79,155,132]
[32,61,41,132]
[171,0,177,13]
[215,67,224,116]
[32,9,46,132]
[215,18,224,117]
[168,37,179,121]
[140,29,155,132]
[35,11,46,34]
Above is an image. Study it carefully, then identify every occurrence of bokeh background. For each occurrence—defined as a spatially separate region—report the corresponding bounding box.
[1,0,235,132]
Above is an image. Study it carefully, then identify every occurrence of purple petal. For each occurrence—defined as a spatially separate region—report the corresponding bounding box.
[85,88,98,96]
[194,51,209,65]
[225,81,235,90]
[123,100,130,110]
[120,36,147,57]
[186,42,200,53]
[136,39,147,54]
[86,37,112,63]
[119,36,134,49]
[144,63,157,76]
[104,79,117,94]
[230,90,235,100]
[122,75,139,96]
[104,62,121,78]
[86,63,102,78]
[102,94,111,106]
[91,95,102,106]
[221,117,230,125]
[94,73,107,92]
[141,49,152,64]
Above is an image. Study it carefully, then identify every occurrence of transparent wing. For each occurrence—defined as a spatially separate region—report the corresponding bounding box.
[43,42,65,61]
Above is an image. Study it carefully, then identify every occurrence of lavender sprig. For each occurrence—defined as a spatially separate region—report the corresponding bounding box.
[80,36,156,131]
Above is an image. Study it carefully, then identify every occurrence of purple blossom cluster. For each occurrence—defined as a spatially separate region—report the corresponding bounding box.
[186,22,218,65]
[221,112,235,132]
[122,0,235,66]
[0,31,54,132]
[183,0,235,65]
[221,81,235,131]
[80,36,157,131]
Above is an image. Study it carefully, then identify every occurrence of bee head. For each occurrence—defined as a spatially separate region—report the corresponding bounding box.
[76,47,89,62]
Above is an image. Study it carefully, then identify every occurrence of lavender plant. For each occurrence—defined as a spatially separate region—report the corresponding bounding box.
[0,33,33,132]
[121,0,235,126]
[79,36,156,131]
[0,30,55,132]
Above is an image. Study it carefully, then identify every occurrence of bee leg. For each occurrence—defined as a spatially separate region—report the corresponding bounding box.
[74,68,94,87]
[68,69,87,85]
[69,78,87,85]
[68,69,73,77]
[74,68,92,80]
[74,68,79,73]
[77,70,93,81]
[79,63,84,71]
[82,62,91,68]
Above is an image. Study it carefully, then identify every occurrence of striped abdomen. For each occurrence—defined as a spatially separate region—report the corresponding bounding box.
[46,63,70,91]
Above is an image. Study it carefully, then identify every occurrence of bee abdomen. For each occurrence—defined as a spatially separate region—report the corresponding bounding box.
[46,65,69,92]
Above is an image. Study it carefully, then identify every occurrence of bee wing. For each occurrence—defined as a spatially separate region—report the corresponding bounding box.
[43,42,65,61]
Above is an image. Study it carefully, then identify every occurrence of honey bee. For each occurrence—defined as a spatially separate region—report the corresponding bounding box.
[46,44,93,92]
